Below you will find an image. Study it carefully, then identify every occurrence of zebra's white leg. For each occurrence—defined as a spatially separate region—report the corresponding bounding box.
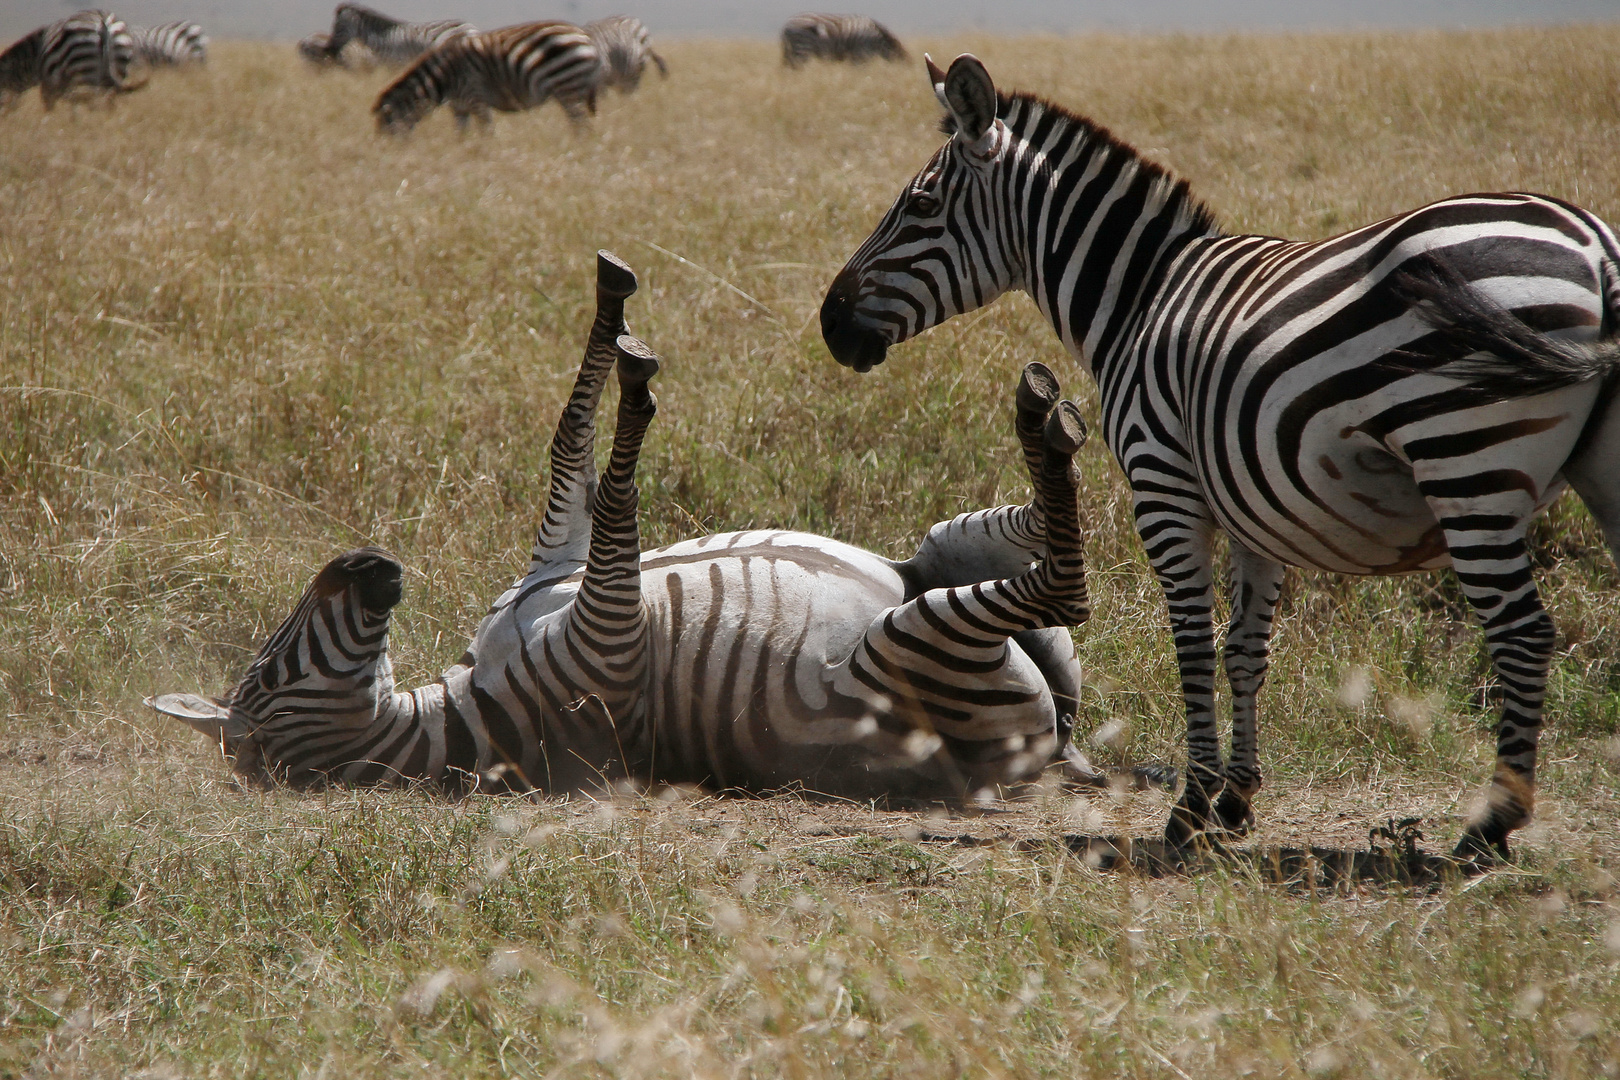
[1420,486,1554,867]
[1212,545,1287,835]
[527,251,637,576]
[838,401,1090,792]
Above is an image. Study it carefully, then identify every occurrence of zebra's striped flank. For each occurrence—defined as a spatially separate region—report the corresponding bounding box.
[303,3,474,68]
[822,53,1620,866]
[584,15,667,93]
[373,21,600,134]
[152,252,1095,802]
[130,21,207,67]
[781,14,906,68]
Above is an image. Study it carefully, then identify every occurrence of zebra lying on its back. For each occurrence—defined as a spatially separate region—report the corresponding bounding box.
[584,15,666,93]
[130,21,207,67]
[822,54,1620,866]
[302,3,474,68]
[1,10,144,111]
[781,14,905,68]
[374,21,600,133]
[152,252,1097,800]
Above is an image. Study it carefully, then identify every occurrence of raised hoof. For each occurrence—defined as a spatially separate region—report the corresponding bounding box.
[1016,361,1061,417]
[1044,400,1088,455]
[596,250,638,299]
[1451,828,1511,874]
[1212,788,1255,838]
[613,334,660,384]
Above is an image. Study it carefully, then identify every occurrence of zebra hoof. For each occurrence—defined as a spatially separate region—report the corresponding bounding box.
[596,250,637,299]
[1212,788,1255,837]
[1016,361,1061,417]
[1043,400,1088,455]
[613,334,660,384]
[1451,827,1510,873]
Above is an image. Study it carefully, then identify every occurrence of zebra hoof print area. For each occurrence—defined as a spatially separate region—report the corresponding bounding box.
[152,251,1097,803]
[824,51,1620,865]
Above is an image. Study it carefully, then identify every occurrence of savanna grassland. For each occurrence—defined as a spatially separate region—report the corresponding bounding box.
[3,26,1620,1078]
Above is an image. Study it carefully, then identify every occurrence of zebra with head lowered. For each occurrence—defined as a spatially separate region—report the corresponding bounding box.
[129,21,207,67]
[152,252,1096,800]
[374,21,600,133]
[781,14,905,68]
[1,10,144,111]
[302,3,474,67]
[821,54,1620,867]
[584,16,666,94]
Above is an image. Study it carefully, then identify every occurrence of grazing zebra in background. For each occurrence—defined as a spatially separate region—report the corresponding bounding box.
[151,251,1098,800]
[584,15,666,93]
[0,27,45,110]
[129,21,207,67]
[781,14,905,68]
[37,10,143,110]
[302,3,474,67]
[374,21,600,133]
[821,53,1620,867]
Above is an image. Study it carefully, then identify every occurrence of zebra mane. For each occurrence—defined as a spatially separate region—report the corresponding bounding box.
[942,90,1219,238]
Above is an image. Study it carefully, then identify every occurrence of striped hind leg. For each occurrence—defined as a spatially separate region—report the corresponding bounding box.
[836,400,1091,790]
[527,251,638,575]
[1211,546,1287,834]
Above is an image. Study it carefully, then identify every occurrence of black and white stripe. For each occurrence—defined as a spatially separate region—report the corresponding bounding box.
[373,21,601,133]
[153,252,1095,801]
[129,21,207,67]
[822,53,1620,865]
[303,3,474,67]
[1,11,143,110]
[781,14,906,68]
[584,15,666,93]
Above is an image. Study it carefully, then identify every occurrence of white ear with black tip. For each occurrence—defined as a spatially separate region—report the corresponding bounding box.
[943,53,998,144]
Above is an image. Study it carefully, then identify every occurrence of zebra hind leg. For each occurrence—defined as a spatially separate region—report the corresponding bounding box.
[1211,546,1286,836]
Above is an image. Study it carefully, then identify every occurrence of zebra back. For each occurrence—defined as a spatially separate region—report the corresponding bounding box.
[328,3,475,65]
[0,27,45,104]
[373,21,599,133]
[131,22,208,67]
[782,13,906,67]
[584,15,666,92]
[40,11,141,108]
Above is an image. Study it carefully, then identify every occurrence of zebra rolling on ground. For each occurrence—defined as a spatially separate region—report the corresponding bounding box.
[302,3,474,68]
[152,251,1098,800]
[584,15,667,93]
[781,14,906,68]
[129,21,207,67]
[373,21,600,133]
[1,10,143,111]
[820,53,1620,866]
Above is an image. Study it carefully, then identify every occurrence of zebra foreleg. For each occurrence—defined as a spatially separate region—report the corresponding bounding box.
[1213,546,1287,835]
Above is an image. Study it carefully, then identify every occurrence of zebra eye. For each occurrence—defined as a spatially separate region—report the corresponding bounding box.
[907,192,942,216]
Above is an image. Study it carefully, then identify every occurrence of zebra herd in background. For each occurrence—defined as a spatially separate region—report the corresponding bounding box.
[0,10,205,111]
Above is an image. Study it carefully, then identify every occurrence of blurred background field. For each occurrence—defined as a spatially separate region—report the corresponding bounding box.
[2,28,1620,1077]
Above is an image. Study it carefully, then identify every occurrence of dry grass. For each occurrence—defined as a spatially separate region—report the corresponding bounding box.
[2,29,1620,1078]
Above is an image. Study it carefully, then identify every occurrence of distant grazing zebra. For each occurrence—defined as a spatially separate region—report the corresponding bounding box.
[18,10,144,110]
[822,54,1620,866]
[584,15,666,93]
[781,14,905,68]
[374,21,600,133]
[130,21,207,66]
[303,3,474,67]
[152,252,1097,799]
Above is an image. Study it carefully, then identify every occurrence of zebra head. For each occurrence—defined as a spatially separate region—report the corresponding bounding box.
[822,54,1023,372]
[149,547,404,773]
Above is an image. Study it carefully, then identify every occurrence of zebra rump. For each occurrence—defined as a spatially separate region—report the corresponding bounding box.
[373,21,600,133]
[130,21,207,66]
[782,14,906,68]
[584,15,667,92]
[39,10,143,109]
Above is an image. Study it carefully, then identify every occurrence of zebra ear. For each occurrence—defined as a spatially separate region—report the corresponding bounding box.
[942,53,998,145]
[147,692,241,741]
[925,53,949,109]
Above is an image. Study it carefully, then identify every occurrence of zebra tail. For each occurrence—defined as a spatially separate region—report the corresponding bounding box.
[1388,252,1620,397]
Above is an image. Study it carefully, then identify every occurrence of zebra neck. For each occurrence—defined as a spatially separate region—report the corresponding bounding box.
[1001,95,1220,379]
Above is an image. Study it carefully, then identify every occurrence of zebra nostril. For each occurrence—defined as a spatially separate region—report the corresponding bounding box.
[820,283,890,371]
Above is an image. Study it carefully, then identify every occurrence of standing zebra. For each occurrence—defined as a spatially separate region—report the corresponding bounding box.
[303,3,474,67]
[1,11,143,111]
[373,21,600,133]
[129,21,208,67]
[152,252,1097,800]
[781,14,905,68]
[584,15,666,93]
[821,54,1620,866]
